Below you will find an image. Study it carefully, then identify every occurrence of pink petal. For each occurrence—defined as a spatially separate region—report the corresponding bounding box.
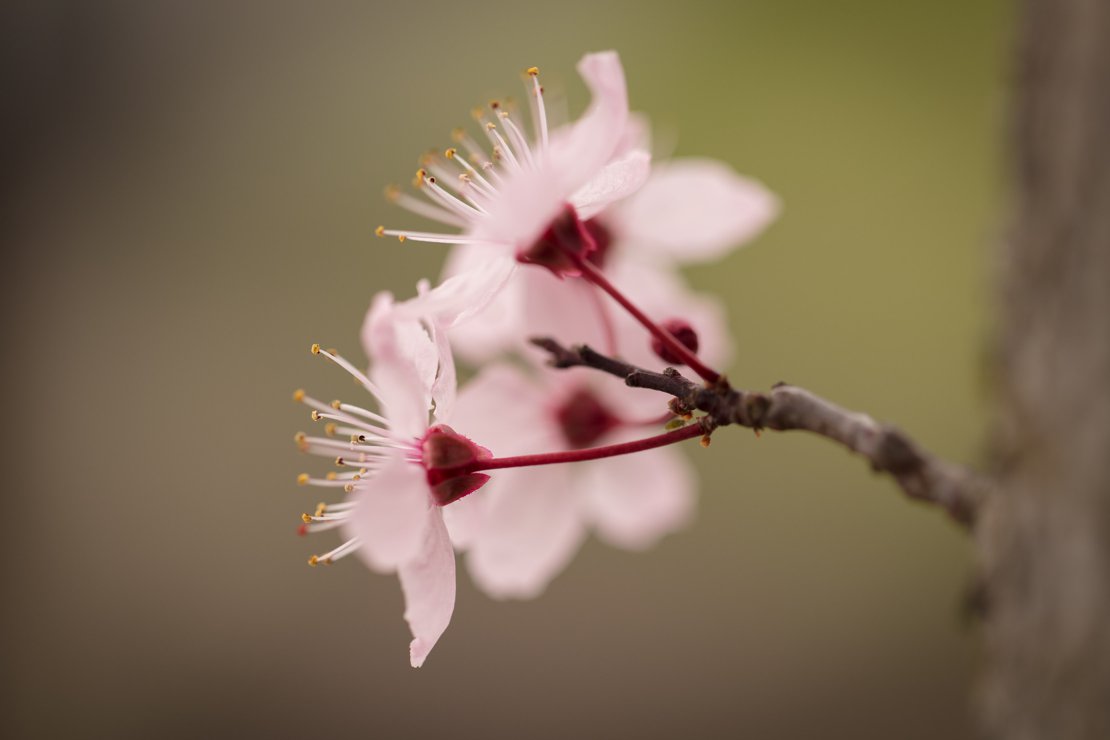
[544,51,631,196]
[359,293,437,438]
[579,443,695,550]
[348,461,432,571]
[427,317,457,423]
[570,148,652,220]
[465,463,586,600]
[440,246,527,363]
[610,158,780,264]
[450,363,550,454]
[398,510,456,667]
[398,254,517,328]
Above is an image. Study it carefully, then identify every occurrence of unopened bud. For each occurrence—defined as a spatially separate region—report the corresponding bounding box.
[652,319,700,366]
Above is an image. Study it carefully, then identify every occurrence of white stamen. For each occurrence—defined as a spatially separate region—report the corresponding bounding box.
[389,189,467,228]
[528,70,549,149]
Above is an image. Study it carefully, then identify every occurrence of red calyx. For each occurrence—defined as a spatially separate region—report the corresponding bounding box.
[651,320,700,366]
[421,424,493,506]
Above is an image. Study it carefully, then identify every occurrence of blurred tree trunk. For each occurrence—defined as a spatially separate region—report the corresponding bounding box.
[979,0,1110,738]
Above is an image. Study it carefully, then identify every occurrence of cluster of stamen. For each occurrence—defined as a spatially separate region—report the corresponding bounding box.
[375,67,550,248]
[293,344,419,567]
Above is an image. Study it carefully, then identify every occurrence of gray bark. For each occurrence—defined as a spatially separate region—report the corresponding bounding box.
[978,0,1110,737]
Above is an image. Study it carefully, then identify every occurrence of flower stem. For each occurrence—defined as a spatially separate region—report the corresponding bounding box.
[470,421,708,473]
[563,219,722,384]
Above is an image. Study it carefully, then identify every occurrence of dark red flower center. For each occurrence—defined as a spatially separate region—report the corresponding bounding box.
[555,387,621,449]
[517,204,598,277]
[421,424,493,506]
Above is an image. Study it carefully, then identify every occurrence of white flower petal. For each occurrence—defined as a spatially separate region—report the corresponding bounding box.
[571,148,652,220]
[466,464,586,600]
[348,461,432,571]
[399,511,456,668]
[399,254,517,328]
[611,158,780,264]
[579,444,695,550]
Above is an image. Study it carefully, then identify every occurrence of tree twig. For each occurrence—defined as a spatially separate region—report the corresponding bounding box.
[530,337,989,527]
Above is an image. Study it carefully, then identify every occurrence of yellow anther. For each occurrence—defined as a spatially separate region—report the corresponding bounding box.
[301,513,312,524]
[398,234,407,243]
[310,410,322,422]
[294,432,308,450]
[700,434,712,448]
[358,467,368,475]
[308,555,319,567]
[352,474,362,481]
[292,388,305,403]
[470,106,484,121]
[384,185,400,202]
[350,434,361,444]
[324,422,338,437]
[314,503,326,517]
[451,127,465,143]
[335,456,345,466]
[310,343,321,355]
[485,122,496,131]
[375,225,385,237]
[296,473,310,486]
[325,472,337,481]
[444,147,457,159]
[420,150,436,166]
[344,483,355,493]
[330,399,342,410]
[526,66,539,76]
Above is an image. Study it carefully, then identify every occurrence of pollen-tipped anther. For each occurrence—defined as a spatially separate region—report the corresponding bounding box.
[301,513,312,523]
[374,225,385,237]
[297,473,309,486]
[292,388,305,402]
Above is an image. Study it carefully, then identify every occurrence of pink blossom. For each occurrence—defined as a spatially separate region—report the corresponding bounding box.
[447,361,697,600]
[293,293,487,667]
[376,51,652,327]
[443,156,779,365]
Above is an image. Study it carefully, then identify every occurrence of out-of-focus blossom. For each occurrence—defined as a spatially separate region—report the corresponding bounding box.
[446,317,717,599]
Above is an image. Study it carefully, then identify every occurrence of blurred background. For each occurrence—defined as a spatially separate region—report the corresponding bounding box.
[1,1,1010,737]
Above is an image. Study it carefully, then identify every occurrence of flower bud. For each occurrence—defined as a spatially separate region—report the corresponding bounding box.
[652,319,700,365]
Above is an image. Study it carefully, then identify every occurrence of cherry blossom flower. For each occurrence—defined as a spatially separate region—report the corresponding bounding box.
[443,289,735,600]
[376,51,652,327]
[442,157,779,366]
[292,293,489,667]
[445,361,697,599]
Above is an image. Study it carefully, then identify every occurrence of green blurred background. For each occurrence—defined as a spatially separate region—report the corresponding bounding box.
[1,1,1009,737]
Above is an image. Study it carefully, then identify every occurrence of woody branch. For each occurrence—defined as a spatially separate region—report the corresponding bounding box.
[531,337,990,527]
